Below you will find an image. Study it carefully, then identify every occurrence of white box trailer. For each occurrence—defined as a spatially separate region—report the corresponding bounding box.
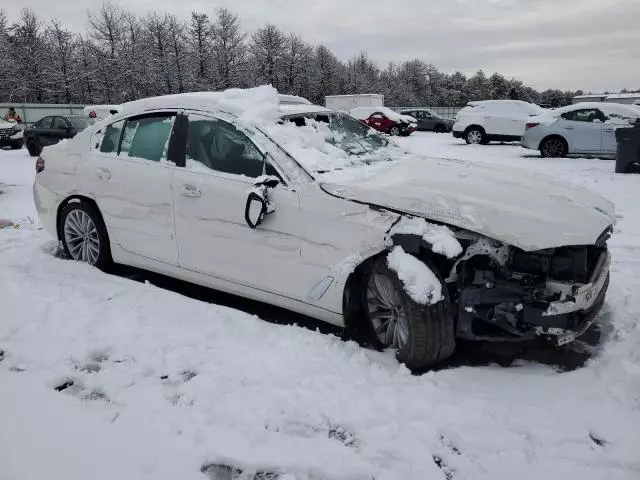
[325,94,384,111]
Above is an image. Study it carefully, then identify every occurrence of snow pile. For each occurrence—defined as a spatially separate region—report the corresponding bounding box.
[121,85,282,129]
[390,216,463,258]
[387,246,443,305]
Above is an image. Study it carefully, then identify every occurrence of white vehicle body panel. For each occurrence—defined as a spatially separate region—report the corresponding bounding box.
[522,102,640,155]
[33,90,615,331]
[453,100,545,139]
[322,158,615,252]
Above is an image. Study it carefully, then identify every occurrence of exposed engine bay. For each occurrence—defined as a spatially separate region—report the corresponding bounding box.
[392,227,612,345]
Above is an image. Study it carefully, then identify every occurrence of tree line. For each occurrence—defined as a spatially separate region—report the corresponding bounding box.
[0,4,609,108]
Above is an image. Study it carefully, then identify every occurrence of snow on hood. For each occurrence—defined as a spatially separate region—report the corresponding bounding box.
[321,156,615,251]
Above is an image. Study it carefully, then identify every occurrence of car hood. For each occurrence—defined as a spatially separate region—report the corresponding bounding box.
[0,120,19,129]
[321,157,615,251]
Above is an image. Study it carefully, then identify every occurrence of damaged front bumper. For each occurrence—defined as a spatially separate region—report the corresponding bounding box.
[457,250,611,344]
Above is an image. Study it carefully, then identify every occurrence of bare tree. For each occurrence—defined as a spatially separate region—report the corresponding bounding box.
[43,21,78,103]
[143,13,172,94]
[212,8,246,89]
[189,12,213,89]
[281,33,312,95]
[9,9,46,102]
[249,24,288,89]
[167,15,187,93]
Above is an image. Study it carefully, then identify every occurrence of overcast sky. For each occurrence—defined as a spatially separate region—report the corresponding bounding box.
[5,0,640,92]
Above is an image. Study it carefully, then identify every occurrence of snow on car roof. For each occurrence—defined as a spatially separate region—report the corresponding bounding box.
[120,86,284,126]
[278,104,332,116]
[542,102,640,117]
[350,106,416,123]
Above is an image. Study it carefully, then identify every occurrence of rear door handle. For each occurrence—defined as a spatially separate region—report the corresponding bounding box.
[564,126,575,130]
[180,184,201,198]
[95,167,111,180]
[603,128,615,132]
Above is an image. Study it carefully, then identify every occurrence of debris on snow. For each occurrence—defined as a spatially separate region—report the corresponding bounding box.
[387,246,443,305]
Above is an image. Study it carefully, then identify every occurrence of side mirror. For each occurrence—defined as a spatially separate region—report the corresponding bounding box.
[244,175,279,229]
[245,192,266,229]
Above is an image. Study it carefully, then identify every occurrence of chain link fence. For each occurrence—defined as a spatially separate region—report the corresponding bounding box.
[0,103,86,127]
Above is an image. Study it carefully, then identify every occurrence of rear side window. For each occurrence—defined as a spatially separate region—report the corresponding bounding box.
[561,109,604,123]
[99,120,125,153]
[120,114,175,162]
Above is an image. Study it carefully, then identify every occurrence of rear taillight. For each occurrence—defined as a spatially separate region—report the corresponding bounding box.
[526,122,539,130]
[36,156,45,173]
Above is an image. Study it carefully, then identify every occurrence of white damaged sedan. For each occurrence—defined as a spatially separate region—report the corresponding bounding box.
[33,87,615,369]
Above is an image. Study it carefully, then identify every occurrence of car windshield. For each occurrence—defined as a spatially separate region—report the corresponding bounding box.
[264,111,396,174]
[69,117,93,130]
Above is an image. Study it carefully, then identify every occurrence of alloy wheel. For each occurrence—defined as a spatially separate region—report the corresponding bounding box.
[467,129,483,144]
[366,273,410,349]
[63,209,101,265]
[542,138,565,157]
[390,126,400,136]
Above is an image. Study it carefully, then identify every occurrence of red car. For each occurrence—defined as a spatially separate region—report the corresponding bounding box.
[350,106,417,136]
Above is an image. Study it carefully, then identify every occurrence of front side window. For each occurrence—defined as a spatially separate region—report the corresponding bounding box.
[99,120,125,153]
[120,114,175,162]
[37,117,53,129]
[561,109,604,123]
[186,115,265,178]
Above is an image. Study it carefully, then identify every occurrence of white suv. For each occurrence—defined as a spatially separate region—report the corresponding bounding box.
[33,88,614,369]
[453,100,546,144]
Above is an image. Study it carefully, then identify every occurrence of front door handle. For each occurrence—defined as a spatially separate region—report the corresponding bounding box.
[603,128,615,132]
[180,184,201,198]
[564,126,575,130]
[95,167,111,180]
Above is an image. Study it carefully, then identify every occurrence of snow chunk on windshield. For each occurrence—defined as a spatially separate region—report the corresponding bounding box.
[387,246,443,305]
[390,217,462,259]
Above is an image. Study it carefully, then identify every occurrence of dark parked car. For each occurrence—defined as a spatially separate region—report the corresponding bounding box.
[24,115,94,157]
[400,109,453,133]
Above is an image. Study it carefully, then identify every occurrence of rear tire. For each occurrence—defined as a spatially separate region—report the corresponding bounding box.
[626,162,640,174]
[59,201,112,271]
[26,139,39,157]
[540,136,568,158]
[464,127,486,145]
[363,255,455,369]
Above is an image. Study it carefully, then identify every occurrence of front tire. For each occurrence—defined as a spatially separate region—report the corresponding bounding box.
[363,256,455,369]
[11,139,23,150]
[433,124,445,133]
[59,201,112,270]
[540,137,568,158]
[464,127,485,145]
[389,126,401,136]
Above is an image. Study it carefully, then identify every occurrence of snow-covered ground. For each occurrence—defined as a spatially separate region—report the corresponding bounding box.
[1,133,640,480]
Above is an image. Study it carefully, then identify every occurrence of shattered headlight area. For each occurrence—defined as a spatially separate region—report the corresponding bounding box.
[448,233,611,344]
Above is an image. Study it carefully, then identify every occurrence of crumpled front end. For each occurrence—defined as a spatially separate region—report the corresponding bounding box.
[450,229,612,345]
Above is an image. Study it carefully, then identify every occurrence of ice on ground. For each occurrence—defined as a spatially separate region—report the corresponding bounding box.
[390,216,463,258]
[387,246,443,305]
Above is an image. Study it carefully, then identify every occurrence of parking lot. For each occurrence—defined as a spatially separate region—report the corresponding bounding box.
[1,132,640,479]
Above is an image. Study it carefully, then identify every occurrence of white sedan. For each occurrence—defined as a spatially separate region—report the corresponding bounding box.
[33,87,615,369]
[521,102,640,157]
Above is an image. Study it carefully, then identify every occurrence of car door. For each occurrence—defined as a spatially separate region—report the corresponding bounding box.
[600,107,635,155]
[50,116,73,145]
[171,112,305,298]
[31,116,55,146]
[557,109,603,153]
[367,113,389,133]
[78,112,178,265]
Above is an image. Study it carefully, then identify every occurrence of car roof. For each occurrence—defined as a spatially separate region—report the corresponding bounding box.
[278,104,332,116]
